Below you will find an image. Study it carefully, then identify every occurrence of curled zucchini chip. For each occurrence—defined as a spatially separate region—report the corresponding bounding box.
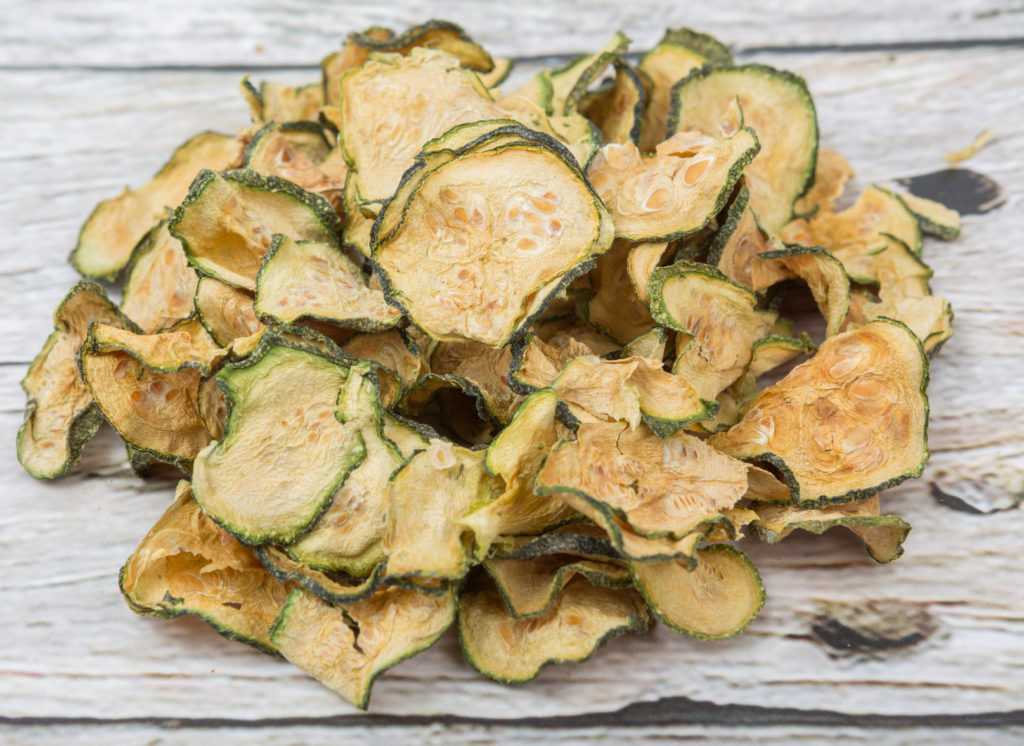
[710,319,929,506]
[459,576,650,684]
[638,27,734,152]
[257,545,384,605]
[485,555,631,619]
[242,122,344,211]
[241,77,323,123]
[580,58,646,145]
[373,135,613,347]
[669,64,818,233]
[121,220,199,333]
[794,148,855,217]
[509,333,595,394]
[752,496,910,563]
[581,239,656,344]
[631,544,764,639]
[649,262,776,400]
[192,339,367,545]
[384,440,502,585]
[587,129,759,242]
[531,314,621,356]
[626,241,672,306]
[73,132,243,280]
[342,328,423,404]
[120,481,291,653]
[170,168,342,290]
[899,192,962,240]
[621,326,670,362]
[759,244,851,337]
[535,421,749,543]
[341,171,376,258]
[194,277,266,348]
[491,522,621,562]
[548,32,630,116]
[255,235,401,332]
[479,57,514,89]
[18,283,137,479]
[79,320,223,468]
[271,585,456,709]
[553,355,712,436]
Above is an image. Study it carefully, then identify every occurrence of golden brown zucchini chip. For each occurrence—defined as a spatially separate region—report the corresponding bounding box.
[490,521,621,562]
[18,283,138,479]
[758,243,851,337]
[621,326,671,362]
[587,128,759,242]
[120,481,291,653]
[484,555,631,619]
[580,239,656,344]
[170,168,342,290]
[459,576,650,684]
[241,77,323,123]
[668,64,818,233]
[72,132,243,280]
[256,545,385,605]
[192,338,367,545]
[373,133,613,347]
[271,585,456,709]
[242,122,344,211]
[530,315,621,356]
[898,192,962,240]
[580,58,646,145]
[751,496,910,563]
[626,240,672,306]
[341,328,424,406]
[121,220,199,333]
[509,332,596,394]
[793,148,855,218]
[547,32,630,116]
[710,319,929,507]
[193,277,266,348]
[255,235,401,332]
[631,544,764,639]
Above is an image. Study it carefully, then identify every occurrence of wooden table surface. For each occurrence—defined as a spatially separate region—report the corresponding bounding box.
[2,1,1022,743]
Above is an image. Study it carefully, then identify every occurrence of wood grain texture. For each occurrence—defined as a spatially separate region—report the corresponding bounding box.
[2,2,1023,742]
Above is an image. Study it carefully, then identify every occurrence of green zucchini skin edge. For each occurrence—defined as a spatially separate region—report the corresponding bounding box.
[752,512,911,564]
[485,559,633,620]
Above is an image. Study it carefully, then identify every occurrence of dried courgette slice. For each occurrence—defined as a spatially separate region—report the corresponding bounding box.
[479,58,514,89]
[509,333,593,394]
[638,27,734,152]
[621,326,670,362]
[192,338,367,544]
[669,64,818,233]
[484,555,631,618]
[459,576,649,684]
[491,522,621,561]
[626,241,672,306]
[170,168,342,290]
[631,544,764,639]
[241,77,323,123]
[710,319,929,506]
[342,329,423,406]
[121,220,199,333]
[193,277,266,348]
[580,58,646,145]
[587,128,759,242]
[18,282,138,479]
[548,32,630,116]
[373,138,613,347]
[72,132,243,280]
[648,261,776,400]
[242,122,344,211]
[531,314,621,356]
[255,235,401,332]
[581,239,656,344]
[793,148,855,218]
[752,496,910,563]
[120,481,291,653]
[899,192,962,240]
[256,545,385,605]
[271,585,456,709]
[758,243,851,337]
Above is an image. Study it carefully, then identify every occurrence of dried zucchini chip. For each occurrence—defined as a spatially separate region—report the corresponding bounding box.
[899,192,962,240]
[548,32,630,116]
[193,277,266,348]
[752,496,910,563]
[120,481,291,653]
[580,58,646,145]
[649,262,776,400]
[553,355,712,436]
[710,319,929,506]
[271,585,456,709]
[255,235,401,332]
[581,239,656,344]
[491,522,621,561]
[241,78,323,123]
[340,171,376,258]
[669,64,818,233]
[758,243,851,337]
[531,315,621,356]
[170,168,342,290]
[793,148,855,217]
[626,241,672,306]
[780,185,921,283]
[242,122,344,211]
[587,128,759,241]
[373,137,613,347]
[342,329,423,406]
[459,576,650,684]
[485,555,631,618]
[192,339,367,544]
[535,421,749,543]
[509,333,594,394]
[18,283,137,479]
[638,27,734,152]
[73,132,243,280]
[631,544,764,639]
[621,326,670,362]
[121,220,199,333]
[385,440,502,585]
[256,545,384,605]
[479,58,514,89]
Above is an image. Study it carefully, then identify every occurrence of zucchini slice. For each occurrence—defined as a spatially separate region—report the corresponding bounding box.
[710,319,929,506]
[191,338,367,545]
[580,58,646,145]
[271,585,456,709]
[758,243,851,337]
[581,239,656,344]
[257,545,384,605]
[899,192,962,240]
[548,32,630,116]
[491,522,621,561]
[485,555,631,619]
[242,78,323,124]
[626,241,672,306]
[631,544,764,639]
[18,283,138,479]
[459,576,650,684]
[621,326,670,362]
[509,333,594,394]
[121,220,199,333]
[255,235,401,332]
[343,329,424,405]
[120,481,291,654]
[669,64,818,233]
[752,496,910,563]
[587,128,759,241]
[170,169,342,290]
[242,122,344,212]
[73,132,243,280]
[793,148,855,218]
[194,277,266,348]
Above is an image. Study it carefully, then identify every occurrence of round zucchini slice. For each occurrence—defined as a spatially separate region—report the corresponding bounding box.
[899,192,962,240]
[485,555,631,619]
[580,58,646,145]
[241,78,323,124]
[121,220,199,333]
[242,122,344,211]
[710,319,930,506]
[547,31,630,116]
[194,276,266,348]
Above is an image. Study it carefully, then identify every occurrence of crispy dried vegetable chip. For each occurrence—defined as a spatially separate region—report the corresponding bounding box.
[242,122,344,211]
[899,192,962,240]
[626,240,672,306]
[548,32,629,116]
[271,585,455,709]
[581,239,656,343]
[256,545,385,605]
[18,283,138,479]
[485,555,631,618]
[621,326,670,362]
[758,244,851,337]
[710,319,929,506]
[73,132,243,280]
[793,148,855,218]
[580,58,646,145]
[509,333,595,394]
[120,481,291,653]
[241,78,323,123]
[491,522,621,561]
[342,328,424,406]
[121,220,199,333]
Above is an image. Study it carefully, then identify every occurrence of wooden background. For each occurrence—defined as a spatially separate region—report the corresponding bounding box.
[1,1,1022,743]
